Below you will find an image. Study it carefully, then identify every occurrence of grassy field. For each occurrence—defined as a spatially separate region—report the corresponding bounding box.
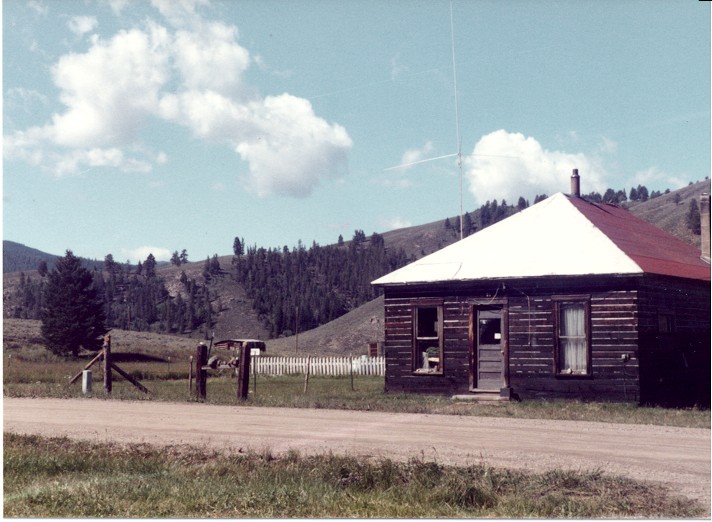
[4,433,703,518]
[4,354,710,428]
[3,318,710,429]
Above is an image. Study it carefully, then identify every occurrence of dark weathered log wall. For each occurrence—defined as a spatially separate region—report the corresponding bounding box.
[382,274,709,403]
[637,275,710,406]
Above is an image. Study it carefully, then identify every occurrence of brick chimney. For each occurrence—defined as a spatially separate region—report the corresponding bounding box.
[570,169,580,197]
[701,192,710,263]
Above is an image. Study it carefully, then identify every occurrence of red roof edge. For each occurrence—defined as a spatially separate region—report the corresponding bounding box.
[566,195,711,282]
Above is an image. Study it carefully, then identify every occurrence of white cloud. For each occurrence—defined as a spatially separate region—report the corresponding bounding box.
[121,246,172,264]
[108,0,131,15]
[5,5,352,196]
[173,22,250,95]
[67,16,98,37]
[5,87,49,111]
[598,136,618,154]
[380,216,412,231]
[150,0,209,27]
[28,1,48,16]
[633,167,686,190]
[399,141,434,170]
[464,130,609,204]
[235,94,352,198]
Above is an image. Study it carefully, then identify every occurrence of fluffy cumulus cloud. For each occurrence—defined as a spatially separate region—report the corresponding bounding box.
[464,130,610,204]
[5,0,352,198]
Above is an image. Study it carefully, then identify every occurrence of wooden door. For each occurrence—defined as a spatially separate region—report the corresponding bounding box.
[475,309,503,390]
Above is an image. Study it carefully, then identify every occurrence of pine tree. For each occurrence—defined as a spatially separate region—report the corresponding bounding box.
[40,250,107,357]
[687,199,701,234]
[233,237,244,257]
[37,260,48,277]
[144,254,157,278]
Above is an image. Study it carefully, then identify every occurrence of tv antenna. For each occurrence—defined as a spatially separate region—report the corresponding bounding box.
[384,1,517,241]
[383,1,464,239]
[450,0,464,240]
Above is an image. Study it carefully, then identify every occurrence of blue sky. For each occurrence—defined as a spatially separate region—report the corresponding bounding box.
[3,0,710,264]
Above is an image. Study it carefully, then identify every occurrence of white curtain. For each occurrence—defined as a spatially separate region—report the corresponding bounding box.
[560,304,586,373]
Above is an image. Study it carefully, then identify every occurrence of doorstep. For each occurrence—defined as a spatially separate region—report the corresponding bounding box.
[451,389,509,402]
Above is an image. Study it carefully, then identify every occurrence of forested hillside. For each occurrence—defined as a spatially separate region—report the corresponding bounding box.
[233,232,410,338]
[4,230,410,340]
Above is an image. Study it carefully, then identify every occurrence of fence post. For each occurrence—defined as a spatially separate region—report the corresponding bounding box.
[103,335,112,394]
[82,370,92,395]
[188,355,193,396]
[303,355,311,393]
[350,354,354,391]
[236,344,251,401]
[196,343,208,401]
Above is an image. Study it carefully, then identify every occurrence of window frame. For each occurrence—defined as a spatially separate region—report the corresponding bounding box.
[553,295,591,377]
[412,300,444,375]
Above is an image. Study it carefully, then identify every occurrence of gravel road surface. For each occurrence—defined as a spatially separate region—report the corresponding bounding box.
[4,397,710,511]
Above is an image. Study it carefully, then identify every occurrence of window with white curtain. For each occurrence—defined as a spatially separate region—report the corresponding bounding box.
[556,301,589,375]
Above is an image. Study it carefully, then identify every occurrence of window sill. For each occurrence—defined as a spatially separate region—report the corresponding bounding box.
[555,372,592,379]
[413,369,443,376]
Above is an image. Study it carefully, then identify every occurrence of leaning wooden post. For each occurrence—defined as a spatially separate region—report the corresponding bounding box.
[236,344,251,401]
[103,335,112,394]
[195,343,208,401]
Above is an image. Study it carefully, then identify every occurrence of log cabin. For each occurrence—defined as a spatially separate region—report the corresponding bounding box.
[372,171,710,405]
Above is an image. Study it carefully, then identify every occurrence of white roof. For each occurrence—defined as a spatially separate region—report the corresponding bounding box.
[372,192,642,286]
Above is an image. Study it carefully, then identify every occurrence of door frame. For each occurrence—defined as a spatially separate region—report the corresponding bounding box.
[469,300,509,392]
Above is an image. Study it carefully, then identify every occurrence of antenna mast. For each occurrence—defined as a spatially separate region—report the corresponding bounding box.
[450,1,463,240]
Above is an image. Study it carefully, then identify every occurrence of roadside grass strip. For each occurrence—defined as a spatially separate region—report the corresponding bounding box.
[4,433,703,519]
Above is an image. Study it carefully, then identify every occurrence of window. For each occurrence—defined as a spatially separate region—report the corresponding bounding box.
[555,300,590,375]
[413,305,443,374]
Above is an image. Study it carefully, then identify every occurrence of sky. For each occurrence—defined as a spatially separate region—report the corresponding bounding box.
[3,0,710,264]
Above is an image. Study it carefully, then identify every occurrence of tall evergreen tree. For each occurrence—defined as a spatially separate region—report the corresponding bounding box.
[233,237,244,257]
[40,250,107,357]
[144,253,157,278]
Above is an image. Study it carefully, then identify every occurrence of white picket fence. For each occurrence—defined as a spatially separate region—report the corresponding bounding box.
[252,356,385,377]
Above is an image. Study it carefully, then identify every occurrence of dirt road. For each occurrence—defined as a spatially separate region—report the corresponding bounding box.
[4,398,710,509]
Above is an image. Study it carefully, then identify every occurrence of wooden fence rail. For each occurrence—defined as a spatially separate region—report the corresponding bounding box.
[252,356,385,377]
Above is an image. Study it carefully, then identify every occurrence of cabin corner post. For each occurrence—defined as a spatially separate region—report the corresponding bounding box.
[500,301,512,398]
[468,303,475,390]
